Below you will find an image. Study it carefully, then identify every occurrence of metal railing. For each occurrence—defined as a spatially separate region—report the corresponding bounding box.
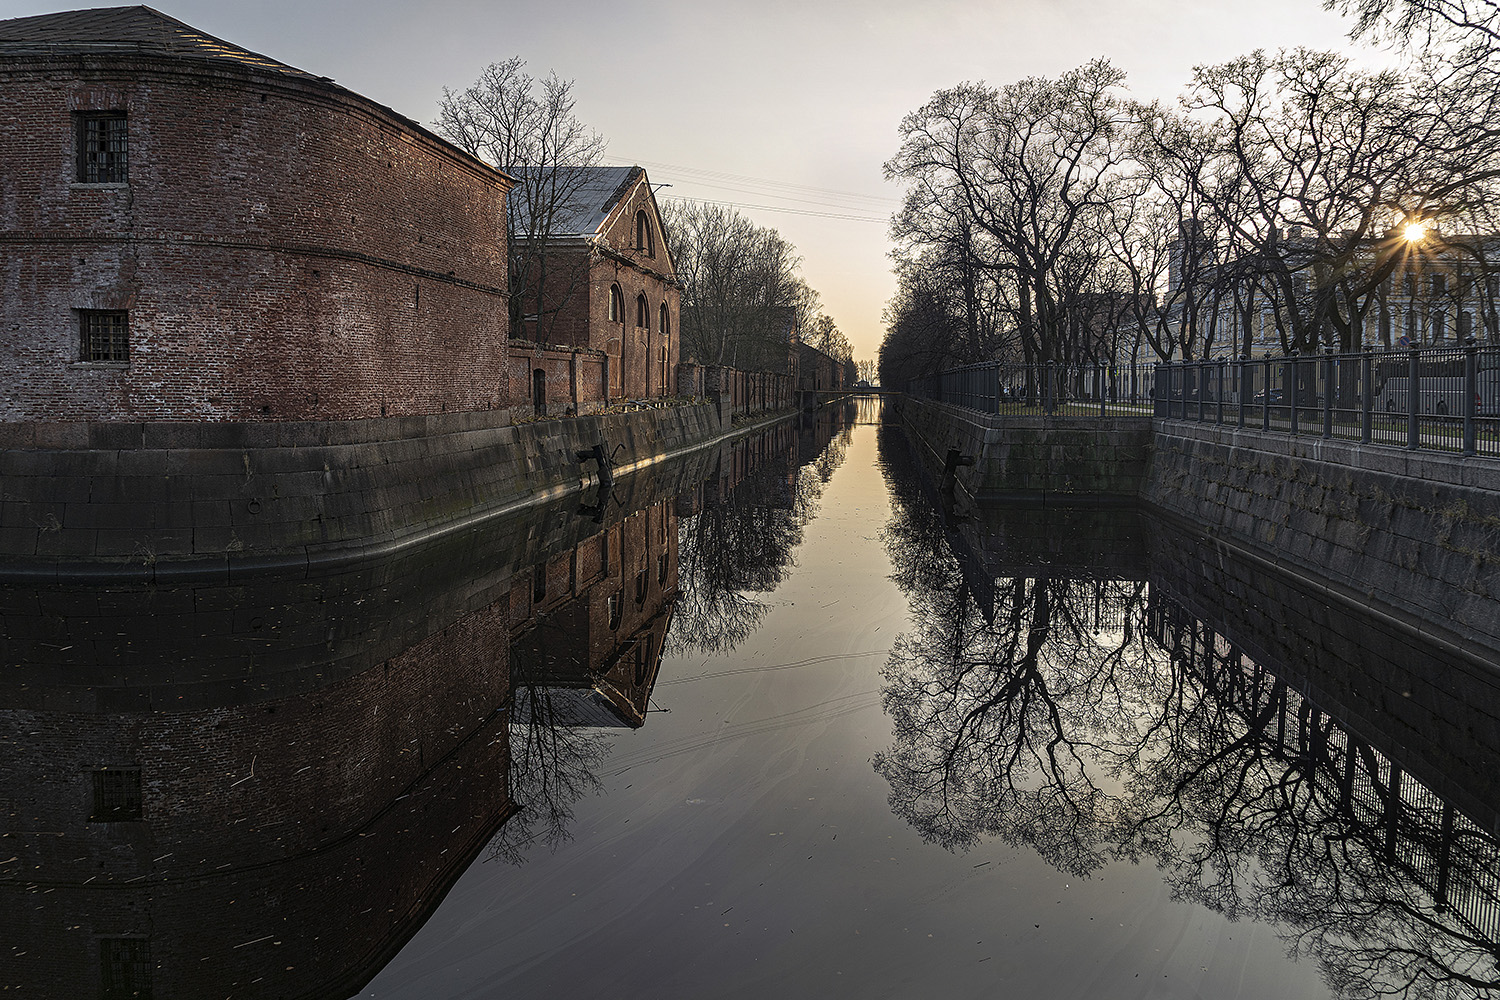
[1155,345,1500,458]
[908,360,1158,416]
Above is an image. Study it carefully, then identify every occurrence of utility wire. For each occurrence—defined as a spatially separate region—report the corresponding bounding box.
[618,153,900,216]
[659,193,888,224]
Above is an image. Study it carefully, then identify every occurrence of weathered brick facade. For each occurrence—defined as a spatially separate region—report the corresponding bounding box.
[520,167,679,401]
[0,9,513,423]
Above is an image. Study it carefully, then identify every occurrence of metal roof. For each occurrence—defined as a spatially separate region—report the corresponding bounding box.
[509,165,641,238]
[0,5,320,80]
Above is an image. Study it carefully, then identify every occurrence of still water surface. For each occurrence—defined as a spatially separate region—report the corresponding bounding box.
[4,398,1497,999]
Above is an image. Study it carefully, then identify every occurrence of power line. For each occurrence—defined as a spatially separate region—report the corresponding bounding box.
[659,193,888,224]
[618,153,901,208]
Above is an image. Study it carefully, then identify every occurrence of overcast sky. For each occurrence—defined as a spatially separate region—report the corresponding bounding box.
[3,0,1393,361]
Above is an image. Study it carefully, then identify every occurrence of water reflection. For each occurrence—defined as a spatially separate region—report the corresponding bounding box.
[670,407,856,656]
[874,427,1500,998]
[0,404,861,998]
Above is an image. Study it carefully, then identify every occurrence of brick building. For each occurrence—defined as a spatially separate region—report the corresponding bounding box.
[0,6,514,423]
[514,165,679,402]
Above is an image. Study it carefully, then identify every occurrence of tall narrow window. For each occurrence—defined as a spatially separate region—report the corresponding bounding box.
[608,284,624,324]
[635,210,654,256]
[660,303,669,339]
[77,113,128,183]
[80,310,129,363]
[636,294,650,330]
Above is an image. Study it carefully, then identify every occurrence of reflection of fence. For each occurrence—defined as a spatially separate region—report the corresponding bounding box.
[908,361,1157,415]
[1155,345,1500,458]
[1146,598,1500,944]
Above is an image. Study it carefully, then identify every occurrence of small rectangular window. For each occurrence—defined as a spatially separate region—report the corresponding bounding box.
[80,310,129,363]
[99,937,151,998]
[77,113,128,184]
[90,767,142,822]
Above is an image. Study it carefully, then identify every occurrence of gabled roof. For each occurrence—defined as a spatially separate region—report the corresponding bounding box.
[509,165,641,238]
[0,6,320,81]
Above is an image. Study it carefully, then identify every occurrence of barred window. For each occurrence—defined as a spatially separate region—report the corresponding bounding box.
[99,937,151,998]
[78,113,128,184]
[90,767,142,822]
[80,310,129,362]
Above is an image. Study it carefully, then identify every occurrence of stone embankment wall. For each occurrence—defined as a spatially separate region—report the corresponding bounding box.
[0,402,736,580]
[893,396,1153,503]
[1146,421,1500,659]
[895,395,1500,657]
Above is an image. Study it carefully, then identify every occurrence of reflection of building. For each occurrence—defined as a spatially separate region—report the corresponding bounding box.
[0,577,516,1000]
[0,434,724,998]
[513,165,679,401]
[509,498,679,726]
[0,6,512,423]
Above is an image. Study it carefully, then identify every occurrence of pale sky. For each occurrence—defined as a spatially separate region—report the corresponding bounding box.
[2,0,1390,362]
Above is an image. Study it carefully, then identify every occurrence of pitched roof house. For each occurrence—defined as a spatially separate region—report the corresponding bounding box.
[512,165,680,401]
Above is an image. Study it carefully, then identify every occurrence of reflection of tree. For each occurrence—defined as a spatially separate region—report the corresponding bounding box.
[487,654,612,865]
[669,410,855,656]
[872,436,1500,998]
[874,425,1154,874]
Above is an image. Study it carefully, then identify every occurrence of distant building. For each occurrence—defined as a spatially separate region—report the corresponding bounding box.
[512,165,680,400]
[1167,220,1500,358]
[0,5,514,423]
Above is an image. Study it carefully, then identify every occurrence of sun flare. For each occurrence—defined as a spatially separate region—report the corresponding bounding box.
[1403,221,1428,242]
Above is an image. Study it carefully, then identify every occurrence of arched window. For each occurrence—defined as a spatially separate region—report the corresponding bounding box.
[659,303,669,339]
[635,210,654,256]
[609,284,624,324]
[636,294,650,330]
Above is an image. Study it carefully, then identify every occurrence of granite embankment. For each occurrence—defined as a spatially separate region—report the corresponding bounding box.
[0,401,788,581]
[894,395,1500,660]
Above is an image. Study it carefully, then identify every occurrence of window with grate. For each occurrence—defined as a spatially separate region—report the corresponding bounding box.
[99,937,152,999]
[90,767,142,822]
[80,310,129,363]
[607,592,621,630]
[77,113,128,184]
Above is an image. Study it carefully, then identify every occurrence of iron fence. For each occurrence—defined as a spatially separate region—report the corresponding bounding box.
[1155,345,1500,458]
[908,360,1158,416]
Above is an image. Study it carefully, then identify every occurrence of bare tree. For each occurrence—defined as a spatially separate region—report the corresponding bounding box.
[435,58,607,342]
[661,199,807,369]
[886,60,1135,367]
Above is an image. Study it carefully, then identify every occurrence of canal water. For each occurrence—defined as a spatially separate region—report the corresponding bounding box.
[3,398,1497,999]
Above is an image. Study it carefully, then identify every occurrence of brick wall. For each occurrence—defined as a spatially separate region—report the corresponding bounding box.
[0,54,511,422]
[507,340,608,421]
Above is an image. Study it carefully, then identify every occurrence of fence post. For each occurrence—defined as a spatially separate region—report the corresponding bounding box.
[1464,341,1478,456]
[1217,360,1225,425]
[1262,357,1271,431]
[1361,351,1373,444]
[1407,346,1420,450]
[1322,349,1333,439]
[1098,364,1106,417]
[1287,356,1299,436]
[1238,357,1249,429]
[1045,362,1055,415]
